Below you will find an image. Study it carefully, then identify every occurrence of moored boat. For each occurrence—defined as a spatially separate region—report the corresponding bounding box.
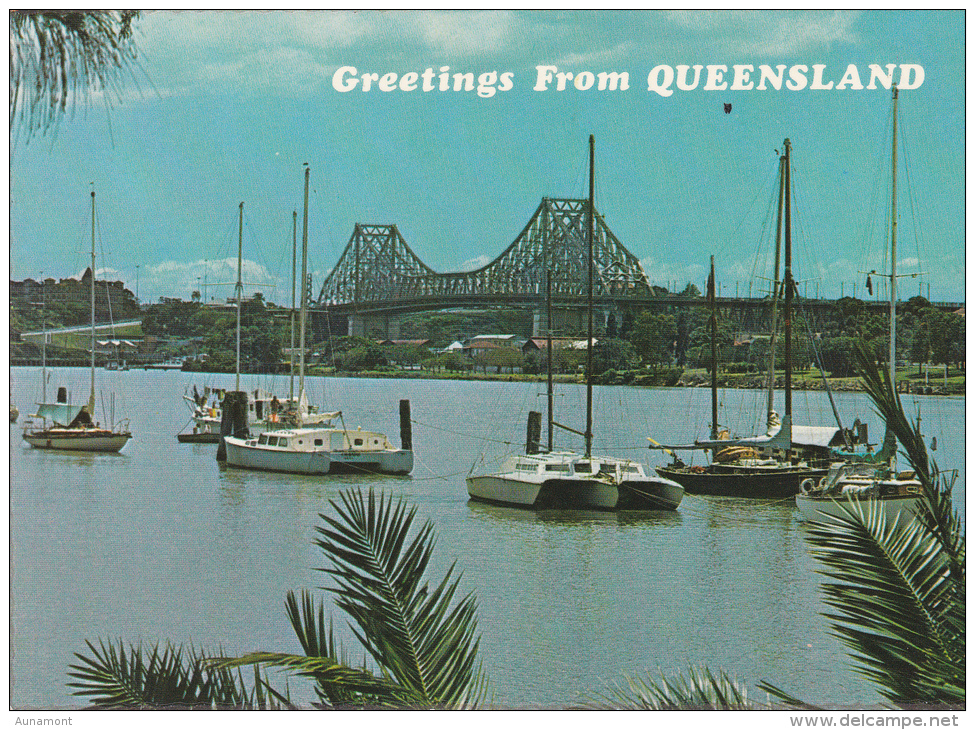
[466,136,683,512]
[223,164,412,476]
[22,188,132,453]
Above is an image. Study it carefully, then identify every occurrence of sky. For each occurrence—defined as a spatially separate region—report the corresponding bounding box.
[7,10,966,307]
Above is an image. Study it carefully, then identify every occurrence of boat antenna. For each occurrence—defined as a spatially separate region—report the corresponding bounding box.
[585,135,595,459]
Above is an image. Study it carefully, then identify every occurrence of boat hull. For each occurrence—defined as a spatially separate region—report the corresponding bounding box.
[223,437,413,476]
[656,464,828,499]
[23,429,131,453]
[467,475,682,511]
[796,492,921,530]
[176,432,221,444]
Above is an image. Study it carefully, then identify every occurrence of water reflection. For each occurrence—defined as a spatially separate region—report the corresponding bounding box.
[466,499,684,528]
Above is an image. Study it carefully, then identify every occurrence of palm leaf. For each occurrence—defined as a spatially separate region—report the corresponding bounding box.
[798,347,965,706]
[589,667,764,710]
[68,638,286,709]
[314,488,488,708]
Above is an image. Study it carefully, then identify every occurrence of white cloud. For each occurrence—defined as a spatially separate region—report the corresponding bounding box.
[665,10,860,56]
[460,254,493,271]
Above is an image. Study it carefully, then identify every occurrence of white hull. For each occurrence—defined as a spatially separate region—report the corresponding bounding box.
[796,492,921,530]
[467,452,683,511]
[224,431,413,476]
[23,428,131,453]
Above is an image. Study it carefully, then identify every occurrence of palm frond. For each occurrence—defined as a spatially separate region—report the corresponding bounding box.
[315,488,488,708]
[799,347,965,706]
[10,11,142,142]
[588,667,763,710]
[67,638,287,709]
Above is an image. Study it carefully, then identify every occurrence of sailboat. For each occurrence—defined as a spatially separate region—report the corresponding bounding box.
[223,164,413,475]
[466,136,684,511]
[653,139,834,498]
[23,189,133,452]
[178,205,306,443]
[796,87,924,525]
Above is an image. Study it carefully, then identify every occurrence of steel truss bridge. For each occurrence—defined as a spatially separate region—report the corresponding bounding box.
[312,197,960,338]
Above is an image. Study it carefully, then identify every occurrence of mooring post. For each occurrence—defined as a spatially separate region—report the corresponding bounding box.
[526,411,542,455]
[399,399,412,451]
[216,391,249,462]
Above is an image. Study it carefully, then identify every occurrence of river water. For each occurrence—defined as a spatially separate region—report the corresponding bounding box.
[9,367,965,709]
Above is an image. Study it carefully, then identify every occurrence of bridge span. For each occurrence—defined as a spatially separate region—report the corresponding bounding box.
[310,196,960,338]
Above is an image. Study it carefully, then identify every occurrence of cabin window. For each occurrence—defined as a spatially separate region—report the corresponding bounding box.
[544,464,570,472]
[354,438,364,446]
[258,434,269,445]
[574,463,592,473]
[297,440,303,445]
[625,465,641,474]
[268,436,279,446]
[372,439,380,446]
[516,462,536,472]
[314,439,323,446]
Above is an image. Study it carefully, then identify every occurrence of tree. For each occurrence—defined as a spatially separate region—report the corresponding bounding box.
[630,311,676,367]
[10,11,141,143]
[69,489,488,709]
[590,337,638,376]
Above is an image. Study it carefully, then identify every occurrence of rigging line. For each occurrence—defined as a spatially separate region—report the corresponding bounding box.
[410,417,525,448]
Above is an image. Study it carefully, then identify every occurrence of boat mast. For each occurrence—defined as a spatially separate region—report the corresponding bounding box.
[88,189,96,417]
[299,164,309,401]
[290,210,297,402]
[783,138,793,424]
[41,271,46,404]
[767,149,786,420]
[585,135,595,459]
[708,255,718,440]
[544,201,554,452]
[235,202,244,392]
[889,86,898,387]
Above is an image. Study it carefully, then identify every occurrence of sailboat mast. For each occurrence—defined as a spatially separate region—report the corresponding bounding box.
[544,202,554,452]
[708,256,718,440]
[290,210,297,401]
[89,189,96,415]
[41,271,46,403]
[783,138,793,422]
[299,164,309,399]
[767,150,786,419]
[235,202,244,392]
[585,135,595,459]
[889,86,899,387]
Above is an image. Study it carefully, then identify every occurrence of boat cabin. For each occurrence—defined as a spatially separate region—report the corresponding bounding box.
[253,428,394,453]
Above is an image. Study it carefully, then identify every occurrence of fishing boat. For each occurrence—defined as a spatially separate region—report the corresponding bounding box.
[466,136,684,511]
[797,87,923,524]
[223,164,413,475]
[653,139,834,498]
[23,189,132,452]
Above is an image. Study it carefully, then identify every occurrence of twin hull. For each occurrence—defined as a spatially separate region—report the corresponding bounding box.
[466,474,683,511]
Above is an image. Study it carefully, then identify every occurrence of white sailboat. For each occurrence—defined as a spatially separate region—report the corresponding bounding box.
[23,188,132,452]
[466,136,684,511]
[796,86,923,526]
[223,164,413,475]
[179,204,308,443]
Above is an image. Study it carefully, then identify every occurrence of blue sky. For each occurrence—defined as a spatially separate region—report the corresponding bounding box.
[8,10,966,306]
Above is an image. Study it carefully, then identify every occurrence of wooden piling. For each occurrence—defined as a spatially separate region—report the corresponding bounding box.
[216,391,249,462]
[526,411,542,455]
[399,399,412,451]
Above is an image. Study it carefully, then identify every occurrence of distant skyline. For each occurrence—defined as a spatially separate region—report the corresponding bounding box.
[8,10,965,306]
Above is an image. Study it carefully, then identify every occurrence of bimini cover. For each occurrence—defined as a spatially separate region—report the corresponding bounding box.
[34,402,84,427]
